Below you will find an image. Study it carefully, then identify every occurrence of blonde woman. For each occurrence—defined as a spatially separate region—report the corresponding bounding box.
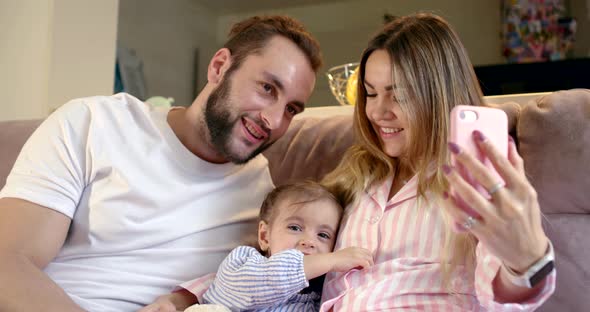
[321,13,555,311]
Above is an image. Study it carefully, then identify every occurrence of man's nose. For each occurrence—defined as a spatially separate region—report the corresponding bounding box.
[260,103,285,130]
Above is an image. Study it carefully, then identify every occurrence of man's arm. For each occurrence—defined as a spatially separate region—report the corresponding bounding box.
[0,197,84,311]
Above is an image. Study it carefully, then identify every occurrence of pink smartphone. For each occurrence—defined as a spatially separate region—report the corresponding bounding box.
[450,105,508,197]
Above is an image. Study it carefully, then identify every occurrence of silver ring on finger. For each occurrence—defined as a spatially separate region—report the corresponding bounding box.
[487,181,505,195]
[462,216,478,230]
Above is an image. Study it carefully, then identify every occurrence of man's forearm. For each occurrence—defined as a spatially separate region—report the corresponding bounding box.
[0,254,85,312]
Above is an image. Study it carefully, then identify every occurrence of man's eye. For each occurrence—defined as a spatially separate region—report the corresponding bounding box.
[262,83,274,94]
[286,105,298,116]
[287,225,302,232]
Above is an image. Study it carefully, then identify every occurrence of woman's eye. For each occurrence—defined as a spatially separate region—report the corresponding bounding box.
[287,225,302,232]
[366,93,377,98]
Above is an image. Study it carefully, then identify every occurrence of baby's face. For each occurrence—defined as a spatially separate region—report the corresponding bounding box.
[265,198,341,256]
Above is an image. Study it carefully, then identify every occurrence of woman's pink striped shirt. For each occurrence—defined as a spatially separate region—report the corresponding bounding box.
[320,174,555,311]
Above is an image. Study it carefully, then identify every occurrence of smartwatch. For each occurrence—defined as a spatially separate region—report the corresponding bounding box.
[503,240,555,288]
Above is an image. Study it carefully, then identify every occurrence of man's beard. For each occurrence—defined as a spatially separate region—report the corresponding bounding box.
[204,76,274,164]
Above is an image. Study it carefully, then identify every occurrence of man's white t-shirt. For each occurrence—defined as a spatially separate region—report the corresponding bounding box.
[0,93,275,311]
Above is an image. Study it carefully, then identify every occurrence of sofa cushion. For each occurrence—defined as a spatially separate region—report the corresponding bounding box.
[0,119,43,188]
[514,89,590,311]
[517,89,590,214]
[263,115,354,186]
[537,213,590,312]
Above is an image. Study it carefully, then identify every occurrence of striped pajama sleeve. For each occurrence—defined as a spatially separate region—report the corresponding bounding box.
[474,243,556,311]
[203,246,309,310]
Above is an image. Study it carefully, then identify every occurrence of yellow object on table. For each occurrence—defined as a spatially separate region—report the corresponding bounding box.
[326,62,359,106]
[345,68,358,105]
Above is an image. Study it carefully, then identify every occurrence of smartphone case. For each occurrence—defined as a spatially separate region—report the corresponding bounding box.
[450,105,508,197]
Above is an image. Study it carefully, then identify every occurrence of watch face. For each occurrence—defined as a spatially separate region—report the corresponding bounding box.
[530,260,555,287]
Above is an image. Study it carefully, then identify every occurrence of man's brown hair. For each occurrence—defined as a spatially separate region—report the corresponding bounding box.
[224,15,323,74]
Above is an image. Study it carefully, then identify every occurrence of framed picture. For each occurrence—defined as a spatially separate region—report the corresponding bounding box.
[501,0,576,63]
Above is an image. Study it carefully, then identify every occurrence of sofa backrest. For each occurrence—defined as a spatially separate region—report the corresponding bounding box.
[517,89,590,214]
[0,119,43,188]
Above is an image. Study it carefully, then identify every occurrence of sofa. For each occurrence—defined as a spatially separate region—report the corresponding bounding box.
[1,89,588,311]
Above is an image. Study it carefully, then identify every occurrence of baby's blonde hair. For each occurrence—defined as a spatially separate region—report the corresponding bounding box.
[259,181,343,226]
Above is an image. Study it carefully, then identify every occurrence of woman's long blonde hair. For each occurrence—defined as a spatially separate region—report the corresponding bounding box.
[323,13,486,287]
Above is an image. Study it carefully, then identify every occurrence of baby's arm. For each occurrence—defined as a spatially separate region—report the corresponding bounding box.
[303,247,374,280]
[204,246,374,310]
[203,246,308,310]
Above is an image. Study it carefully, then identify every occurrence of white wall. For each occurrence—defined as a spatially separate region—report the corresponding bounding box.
[218,0,502,107]
[117,0,219,106]
[0,0,119,121]
[0,1,52,121]
[48,0,119,113]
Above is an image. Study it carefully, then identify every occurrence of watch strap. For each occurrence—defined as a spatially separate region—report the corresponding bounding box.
[503,240,555,288]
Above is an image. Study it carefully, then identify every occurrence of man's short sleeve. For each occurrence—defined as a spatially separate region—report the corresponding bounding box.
[0,99,92,217]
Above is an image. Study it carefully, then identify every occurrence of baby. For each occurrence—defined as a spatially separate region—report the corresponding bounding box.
[143,181,373,312]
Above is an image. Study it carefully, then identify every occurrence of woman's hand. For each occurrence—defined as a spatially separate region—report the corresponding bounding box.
[443,130,549,273]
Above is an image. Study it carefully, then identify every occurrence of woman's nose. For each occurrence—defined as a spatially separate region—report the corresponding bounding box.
[373,96,396,120]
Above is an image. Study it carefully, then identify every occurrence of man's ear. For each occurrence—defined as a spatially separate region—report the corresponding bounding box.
[207,48,232,84]
[258,220,270,254]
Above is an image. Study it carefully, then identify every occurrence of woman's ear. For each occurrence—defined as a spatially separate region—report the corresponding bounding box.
[207,48,232,84]
[258,220,270,255]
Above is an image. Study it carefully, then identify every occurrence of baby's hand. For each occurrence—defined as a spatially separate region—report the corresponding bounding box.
[138,290,197,312]
[303,247,374,279]
[330,247,374,272]
[184,304,231,312]
[137,296,178,312]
